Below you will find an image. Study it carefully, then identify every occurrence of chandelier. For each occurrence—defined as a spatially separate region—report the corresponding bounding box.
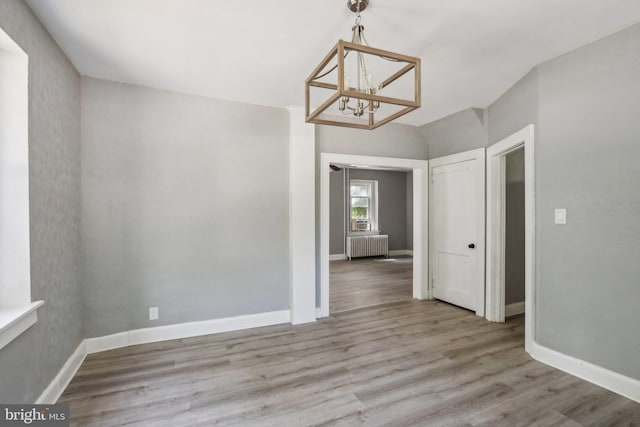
[305,0,421,130]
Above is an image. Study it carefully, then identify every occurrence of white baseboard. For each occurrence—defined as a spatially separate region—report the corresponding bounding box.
[36,340,87,404]
[505,301,525,317]
[85,331,128,354]
[389,249,413,257]
[531,342,640,403]
[332,250,413,261]
[38,309,639,406]
[86,310,291,353]
[37,310,291,403]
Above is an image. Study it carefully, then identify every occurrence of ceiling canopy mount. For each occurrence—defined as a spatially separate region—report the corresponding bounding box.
[347,0,369,13]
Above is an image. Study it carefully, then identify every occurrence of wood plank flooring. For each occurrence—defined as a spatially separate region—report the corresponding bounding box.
[330,256,413,313]
[59,300,639,426]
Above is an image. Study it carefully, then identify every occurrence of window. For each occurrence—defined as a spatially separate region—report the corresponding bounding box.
[0,26,42,351]
[350,179,378,232]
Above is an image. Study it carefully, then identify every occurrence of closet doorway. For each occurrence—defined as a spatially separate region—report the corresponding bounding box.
[486,124,536,353]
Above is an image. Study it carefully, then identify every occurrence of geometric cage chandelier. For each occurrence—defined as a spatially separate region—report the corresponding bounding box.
[305,0,421,130]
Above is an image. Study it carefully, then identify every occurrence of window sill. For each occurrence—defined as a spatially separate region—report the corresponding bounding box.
[0,301,44,350]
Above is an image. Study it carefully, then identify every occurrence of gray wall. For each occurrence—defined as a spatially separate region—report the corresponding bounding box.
[488,69,539,145]
[317,122,428,160]
[357,169,409,251]
[419,108,488,159]
[329,168,412,254]
[81,77,290,338]
[420,23,640,379]
[329,169,345,255]
[534,24,640,379]
[505,148,525,305]
[2,1,637,404]
[0,0,83,403]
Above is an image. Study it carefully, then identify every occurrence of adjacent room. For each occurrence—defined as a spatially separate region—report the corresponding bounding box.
[329,165,414,313]
[0,0,639,425]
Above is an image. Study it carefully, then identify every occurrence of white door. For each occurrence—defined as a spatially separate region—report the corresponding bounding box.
[429,148,485,315]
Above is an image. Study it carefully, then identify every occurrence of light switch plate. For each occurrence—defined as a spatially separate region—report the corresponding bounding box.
[555,209,567,225]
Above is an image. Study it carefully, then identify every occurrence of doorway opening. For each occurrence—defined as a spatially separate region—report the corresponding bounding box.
[329,166,414,314]
[504,147,526,318]
[486,124,535,353]
[320,154,429,318]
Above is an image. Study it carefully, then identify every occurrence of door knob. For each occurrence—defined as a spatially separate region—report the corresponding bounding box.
[468,243,475,249]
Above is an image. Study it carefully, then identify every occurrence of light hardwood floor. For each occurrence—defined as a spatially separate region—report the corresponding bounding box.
[330,256,413,313]
[59,300,639,426]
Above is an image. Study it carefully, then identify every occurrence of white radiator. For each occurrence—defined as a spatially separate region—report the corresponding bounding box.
[346,235,389,259]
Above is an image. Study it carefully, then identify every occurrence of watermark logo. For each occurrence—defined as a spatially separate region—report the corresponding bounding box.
[0,405,68,426]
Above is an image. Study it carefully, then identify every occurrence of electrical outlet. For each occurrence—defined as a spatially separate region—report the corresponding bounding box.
[149,306,159,320]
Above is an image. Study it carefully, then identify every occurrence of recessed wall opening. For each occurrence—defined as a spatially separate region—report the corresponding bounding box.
[0,25,44,352]
[329,165,414,314]
[0,26,30,310]
[320,153,429,318]
[486,125,535,353]
[504,147,526,319]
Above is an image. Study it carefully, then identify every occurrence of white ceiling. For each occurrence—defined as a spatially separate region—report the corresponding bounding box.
[26,0,640,127]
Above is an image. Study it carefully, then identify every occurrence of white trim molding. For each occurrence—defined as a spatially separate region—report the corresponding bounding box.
[486,124,535,354]
[320,153,429,318]
[334,250,413,261]
[484,124,640,404]
[531,342,640,403]
[0,25,36,351]
[35,312,640,405]
[505,301,525,317]
[388,249,413,257]
[86,310,291,353]
[288,107,317,325]
[37,309,291,403]
[36,341,87,404]
[0,301,44,351]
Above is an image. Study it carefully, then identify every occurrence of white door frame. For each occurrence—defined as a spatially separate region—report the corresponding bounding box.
[320,153,429,318]
[428,148,486,316]
[486,124,535,353]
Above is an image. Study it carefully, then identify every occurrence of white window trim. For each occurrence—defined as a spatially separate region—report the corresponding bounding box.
[349,179,378,233]
[0,26,43,351]
[0,301,44,349]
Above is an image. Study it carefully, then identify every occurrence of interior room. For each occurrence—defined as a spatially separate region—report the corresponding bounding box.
[329,166,414,313]
[0,0,639,425]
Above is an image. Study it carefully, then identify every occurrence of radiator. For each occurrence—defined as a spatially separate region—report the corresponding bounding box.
[346,235,389,259]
